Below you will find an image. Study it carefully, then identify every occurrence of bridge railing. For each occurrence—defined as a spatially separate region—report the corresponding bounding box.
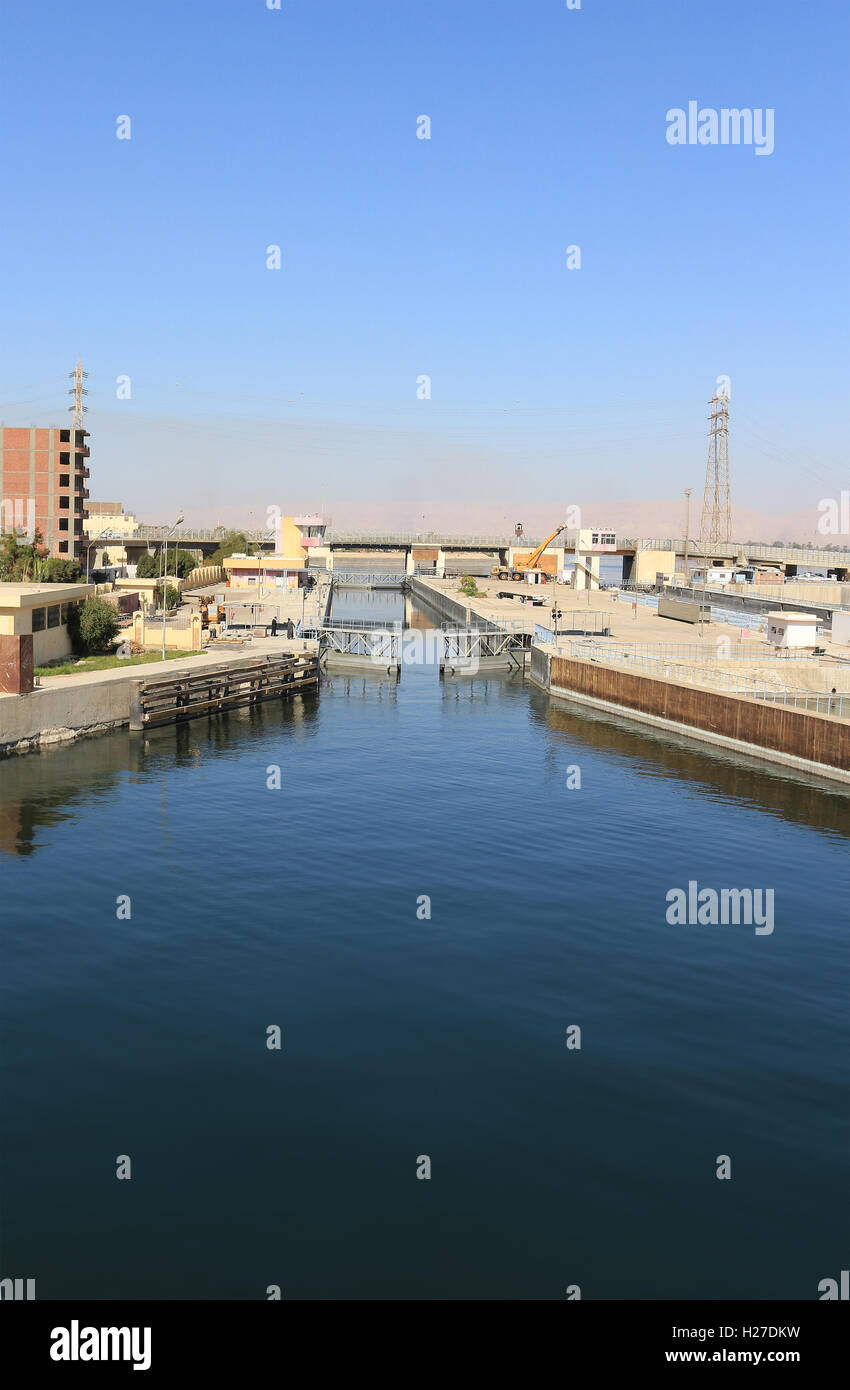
[330,571,407,585]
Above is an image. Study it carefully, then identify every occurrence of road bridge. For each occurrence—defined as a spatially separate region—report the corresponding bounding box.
[109,527,850,580]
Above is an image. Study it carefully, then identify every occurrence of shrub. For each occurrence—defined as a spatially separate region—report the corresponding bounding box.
[155,583,181,610]
[459,574,480,597]
[45,557,83,583]
[67,596,121,655]
[136,553,160,579]
[137,550,197,581]
[171,549,199,579]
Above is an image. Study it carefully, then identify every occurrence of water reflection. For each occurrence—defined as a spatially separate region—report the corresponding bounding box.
[1,644,848,859]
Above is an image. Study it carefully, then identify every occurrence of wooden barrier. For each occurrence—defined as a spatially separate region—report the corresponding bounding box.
[129,653,319,730]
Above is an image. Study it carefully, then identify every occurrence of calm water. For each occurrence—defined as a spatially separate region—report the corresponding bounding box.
[0,600,847,1300]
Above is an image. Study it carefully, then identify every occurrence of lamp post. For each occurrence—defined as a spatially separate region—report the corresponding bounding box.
[683,487,693,588]
[551,602,562,639]
[86,529,118,582]
[161,515,184,661]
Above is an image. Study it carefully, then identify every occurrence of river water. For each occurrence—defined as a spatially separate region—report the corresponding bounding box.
[0,596,847,1300]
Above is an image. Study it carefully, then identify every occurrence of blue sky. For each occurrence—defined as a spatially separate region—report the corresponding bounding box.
[1,0,847,528]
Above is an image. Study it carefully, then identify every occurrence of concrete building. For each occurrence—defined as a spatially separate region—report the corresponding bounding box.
[0,581,95,690]
[293,515,329,549]
[0,426,91,563]
[86,503,138,573]
[87,502,138,536]
[224,554,310,589]
[766,611,819,649]
[223,516,317,589]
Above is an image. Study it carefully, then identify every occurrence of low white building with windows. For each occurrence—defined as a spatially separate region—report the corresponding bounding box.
[0,581,95,666]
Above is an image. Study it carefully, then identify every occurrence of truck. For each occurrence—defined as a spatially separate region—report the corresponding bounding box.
[491,523,567,583]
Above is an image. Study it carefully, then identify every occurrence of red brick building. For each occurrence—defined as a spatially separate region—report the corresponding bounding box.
[0,425,91,562]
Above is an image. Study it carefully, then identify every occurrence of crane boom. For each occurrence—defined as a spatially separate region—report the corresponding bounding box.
[522,522,567,571]
[490,520,568,583]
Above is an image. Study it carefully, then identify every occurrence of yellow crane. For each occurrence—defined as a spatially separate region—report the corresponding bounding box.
[491,522,567,583]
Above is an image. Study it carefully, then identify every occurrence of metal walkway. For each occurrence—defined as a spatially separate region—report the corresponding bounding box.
[330,572,408,588]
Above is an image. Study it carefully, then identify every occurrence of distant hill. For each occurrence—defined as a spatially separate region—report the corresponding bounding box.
[185,498,832,545]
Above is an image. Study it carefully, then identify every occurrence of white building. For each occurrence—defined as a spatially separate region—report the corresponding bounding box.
[766,611,819,649]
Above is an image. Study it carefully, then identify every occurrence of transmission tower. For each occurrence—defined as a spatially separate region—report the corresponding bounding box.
[68,358,89,428]
[699,387,732,549]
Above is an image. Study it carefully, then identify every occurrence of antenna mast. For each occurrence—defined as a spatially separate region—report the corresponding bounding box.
[68,358,89,428]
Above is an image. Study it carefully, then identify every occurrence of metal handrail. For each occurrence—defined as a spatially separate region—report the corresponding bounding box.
[555,640,848,718]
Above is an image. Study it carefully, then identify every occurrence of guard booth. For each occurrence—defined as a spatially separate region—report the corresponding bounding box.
[766,612,819,649]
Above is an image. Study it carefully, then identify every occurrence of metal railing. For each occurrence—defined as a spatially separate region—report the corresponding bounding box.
[552,640,849,718]
[311,617,402,632]
[331,571,407,586]
[442,628,531,659]
[545,638,820,663]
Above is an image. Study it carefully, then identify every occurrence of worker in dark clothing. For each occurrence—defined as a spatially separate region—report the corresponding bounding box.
[270,616,278,637]
[286,619,295,639]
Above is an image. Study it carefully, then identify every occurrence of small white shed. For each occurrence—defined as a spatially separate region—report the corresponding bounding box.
[766,611,818,649]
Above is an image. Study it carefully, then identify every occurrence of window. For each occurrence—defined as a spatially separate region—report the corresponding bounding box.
[60,496,69,510]
[74,520,83,533]
[59,474,69,488]
[58,541,68,553]
[31,607,46,632]
[59,518,68,531]
[47,605,60,629]
[60,429,70,443]
[60,452,69,466]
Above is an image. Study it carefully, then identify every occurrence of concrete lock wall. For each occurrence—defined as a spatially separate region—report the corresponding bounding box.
[408,578,472,626]
[547,654,850,775]
[1,676,131,754]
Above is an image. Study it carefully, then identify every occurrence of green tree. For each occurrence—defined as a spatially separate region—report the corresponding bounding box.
[67,596,120,655]
[0,529,48,581]
[44,557,84,583]
[459,574,480,597]
[208,531,248,566]
[171,549,199,579]
[155,583,181,610]
[136,553,160,579]
[136,549,195,580]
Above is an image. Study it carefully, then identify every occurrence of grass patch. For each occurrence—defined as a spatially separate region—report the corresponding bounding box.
[35,650,203,678]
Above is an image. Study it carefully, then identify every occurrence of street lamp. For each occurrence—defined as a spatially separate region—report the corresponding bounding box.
[551,602,563,639]
[683,487,693,587]
[86,529,119,582]
[161,515,184,660]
